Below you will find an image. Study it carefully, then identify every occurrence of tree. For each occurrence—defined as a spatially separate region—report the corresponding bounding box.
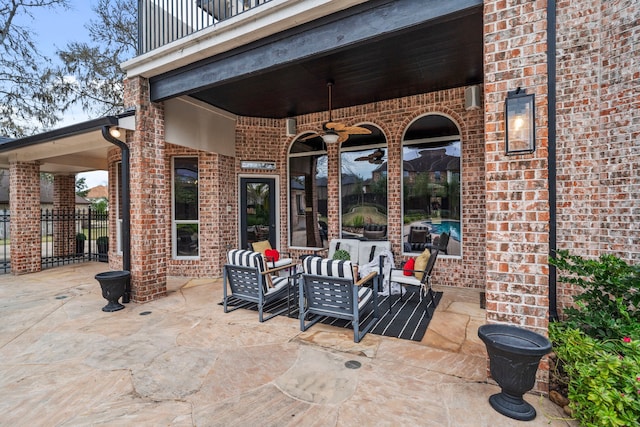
[0,0,72,138]
[56,0,136,117]
[76,177,89,197]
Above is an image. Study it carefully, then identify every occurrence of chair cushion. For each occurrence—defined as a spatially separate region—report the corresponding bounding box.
[265,276,289,295]
[358,286,373,310]
[269,258,293,269]
[227,249,267,272]
[414,249,431,280]
[252,240,272,254]
[327,239,358,261]
[357,241,391,265]
[403,258,415,276]
[390,269,422,286]
[302,256,354,282]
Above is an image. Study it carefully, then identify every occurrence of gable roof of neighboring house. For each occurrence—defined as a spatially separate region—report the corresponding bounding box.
[0,173,89,206]
[86,185,108,199]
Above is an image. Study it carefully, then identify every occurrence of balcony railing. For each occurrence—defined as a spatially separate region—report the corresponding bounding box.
[138,0,272,55]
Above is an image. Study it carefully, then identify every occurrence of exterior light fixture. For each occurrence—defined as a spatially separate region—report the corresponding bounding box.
[505,88,535,155]
[321,131,340,144]
[109,127,122,138]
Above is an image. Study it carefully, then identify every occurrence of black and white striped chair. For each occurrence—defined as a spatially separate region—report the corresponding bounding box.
[223,249,292,322]
[299,256,379,343]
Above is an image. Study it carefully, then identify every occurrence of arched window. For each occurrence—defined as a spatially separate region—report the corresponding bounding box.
[402,115,461,256]
[340,124,388,240]
[288,134,328,248]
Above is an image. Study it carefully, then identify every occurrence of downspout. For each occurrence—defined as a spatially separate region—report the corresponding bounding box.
[547,0,559,322]
[102,126,131,303]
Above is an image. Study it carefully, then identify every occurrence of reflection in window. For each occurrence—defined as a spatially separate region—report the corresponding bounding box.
[173,157,199,257]
[403,115,461,256]
[289,135,327,248]
[340,125,388,240]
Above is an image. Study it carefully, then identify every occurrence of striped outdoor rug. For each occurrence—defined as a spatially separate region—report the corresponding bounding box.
[222,288,442,342]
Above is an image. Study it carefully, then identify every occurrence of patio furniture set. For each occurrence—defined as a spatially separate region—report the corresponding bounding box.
[223,232,450,342]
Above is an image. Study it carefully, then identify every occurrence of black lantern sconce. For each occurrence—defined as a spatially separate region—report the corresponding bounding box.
[505,88,535,155]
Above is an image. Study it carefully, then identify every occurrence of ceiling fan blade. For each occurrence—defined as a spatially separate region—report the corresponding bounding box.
[344,126,372,135]
[354,155,370,161]
[337,131,350,143]
[325,121,346,131]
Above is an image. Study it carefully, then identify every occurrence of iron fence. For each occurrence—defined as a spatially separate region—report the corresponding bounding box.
[0,209,109,274]
[138,0,272,54]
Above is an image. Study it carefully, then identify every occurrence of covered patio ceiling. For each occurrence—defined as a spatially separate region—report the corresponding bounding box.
[150,0,484,120]
[0,114,134,174]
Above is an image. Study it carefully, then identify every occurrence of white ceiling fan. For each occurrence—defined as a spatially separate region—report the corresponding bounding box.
[302,81,371,144]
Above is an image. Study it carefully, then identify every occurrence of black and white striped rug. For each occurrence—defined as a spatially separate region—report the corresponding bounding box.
[222,289,442,342]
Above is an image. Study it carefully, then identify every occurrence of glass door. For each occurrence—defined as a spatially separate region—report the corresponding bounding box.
[240,177,276,250]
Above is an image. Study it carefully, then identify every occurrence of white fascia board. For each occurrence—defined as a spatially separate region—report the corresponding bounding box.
[123,0,368,78]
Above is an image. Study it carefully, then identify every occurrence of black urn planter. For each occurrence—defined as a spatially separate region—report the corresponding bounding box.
[478,324,552,421]
[95,271,130,312]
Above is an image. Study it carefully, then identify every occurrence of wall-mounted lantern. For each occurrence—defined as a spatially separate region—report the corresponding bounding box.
[505,88,535,155]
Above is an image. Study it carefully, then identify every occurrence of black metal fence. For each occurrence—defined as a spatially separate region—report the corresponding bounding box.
[0,209,109,274]
[138,0,273,54]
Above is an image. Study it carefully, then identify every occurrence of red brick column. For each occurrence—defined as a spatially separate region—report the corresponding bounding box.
[53,174,77,257]
[123,76,167,302]
[484,1,550,392]
[326,141,340,241]
[9,161,41,274]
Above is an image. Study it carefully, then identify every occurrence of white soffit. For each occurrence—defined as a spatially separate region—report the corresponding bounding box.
[0,131,111,173]
[164,97,236,157]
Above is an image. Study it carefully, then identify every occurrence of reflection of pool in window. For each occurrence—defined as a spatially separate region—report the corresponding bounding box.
[423,220,460,241]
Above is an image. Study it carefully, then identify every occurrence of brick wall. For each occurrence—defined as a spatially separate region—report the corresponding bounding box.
[53,174,77,257]
[236,87,486,290]
[108,147,123,272]
[555,0,640,314]
[484,0,551,391]
[9,161,41,274]
[164,145,236,277]
[123,76,168,302]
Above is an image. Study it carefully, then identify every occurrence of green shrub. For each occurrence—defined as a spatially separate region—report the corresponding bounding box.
[550,251,640,426]
[76,233,87,241]
[332,249,350,261]
[550,250,639,341]
[550,324,640,426]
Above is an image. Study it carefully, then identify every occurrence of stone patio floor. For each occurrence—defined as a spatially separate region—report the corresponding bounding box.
[0,262,577,426]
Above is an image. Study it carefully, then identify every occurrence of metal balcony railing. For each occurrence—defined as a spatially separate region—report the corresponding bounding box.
[138,0,273,55]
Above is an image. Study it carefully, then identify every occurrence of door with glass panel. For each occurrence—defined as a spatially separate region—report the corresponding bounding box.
[240,177,276,250]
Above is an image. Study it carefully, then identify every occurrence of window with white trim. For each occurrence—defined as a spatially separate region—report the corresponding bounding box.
[173,157,199,258]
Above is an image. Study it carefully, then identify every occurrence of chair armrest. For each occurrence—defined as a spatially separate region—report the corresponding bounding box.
[356,271,377,286]
[262,262,294,276]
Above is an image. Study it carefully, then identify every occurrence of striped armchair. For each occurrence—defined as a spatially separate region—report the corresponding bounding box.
[299,256,379,343]
[223,249,292,322]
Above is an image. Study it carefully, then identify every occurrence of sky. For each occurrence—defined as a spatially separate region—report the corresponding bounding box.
[17,1,108,188]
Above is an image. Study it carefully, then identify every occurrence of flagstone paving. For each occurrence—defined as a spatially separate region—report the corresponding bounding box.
[0,262,577,426]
